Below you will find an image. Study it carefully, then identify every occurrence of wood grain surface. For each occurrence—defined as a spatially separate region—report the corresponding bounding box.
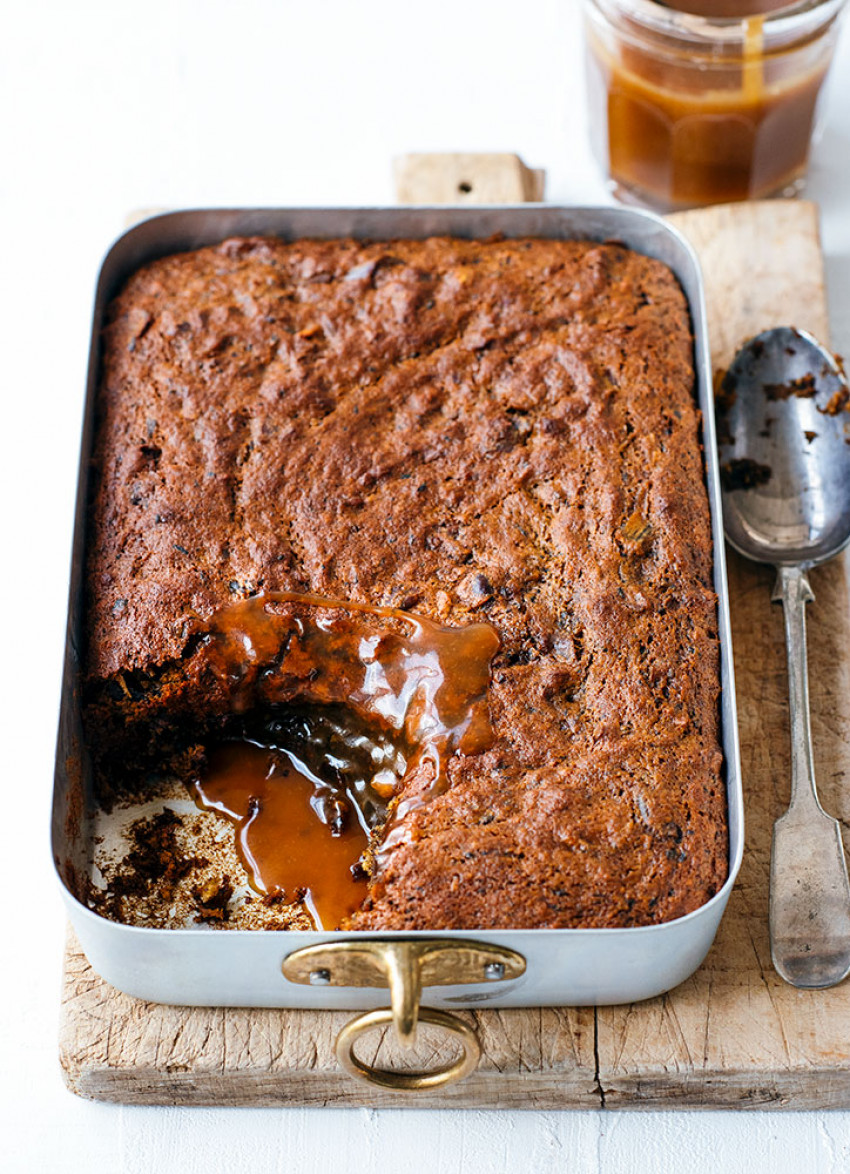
[393,152,546,203]
[59,199,850,1108]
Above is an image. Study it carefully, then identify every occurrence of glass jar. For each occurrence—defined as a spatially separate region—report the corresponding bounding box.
[583,0,848,211]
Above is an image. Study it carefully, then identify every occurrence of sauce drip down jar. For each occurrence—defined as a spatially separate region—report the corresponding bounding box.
[583,0,848,211]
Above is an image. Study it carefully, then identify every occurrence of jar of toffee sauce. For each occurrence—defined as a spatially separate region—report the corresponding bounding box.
[583,0,848,211]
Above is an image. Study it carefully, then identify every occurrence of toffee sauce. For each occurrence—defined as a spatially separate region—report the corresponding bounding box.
[195,741,371,930]
[191,592,500,929]
[586,3,831,209]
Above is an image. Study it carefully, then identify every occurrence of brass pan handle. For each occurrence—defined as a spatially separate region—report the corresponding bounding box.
[282,938,525,1091]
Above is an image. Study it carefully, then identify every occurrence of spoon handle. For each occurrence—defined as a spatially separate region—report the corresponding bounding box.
[769,564,850,988]
[773,565,818,815]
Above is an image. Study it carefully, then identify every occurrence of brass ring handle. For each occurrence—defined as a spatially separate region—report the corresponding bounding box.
[282,938,525,1090]
[336,1007,481,1091]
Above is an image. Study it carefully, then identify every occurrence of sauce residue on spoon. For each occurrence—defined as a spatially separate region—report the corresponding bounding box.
[190,591,500,929]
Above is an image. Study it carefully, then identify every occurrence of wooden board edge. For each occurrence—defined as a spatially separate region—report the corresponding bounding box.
[61,1067,602,1110]
[600,1069,850,1111]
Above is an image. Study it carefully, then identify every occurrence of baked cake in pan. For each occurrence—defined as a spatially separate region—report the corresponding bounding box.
[83,234,726,931]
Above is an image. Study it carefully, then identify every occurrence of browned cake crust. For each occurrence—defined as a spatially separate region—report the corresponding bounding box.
[85,234,726,929]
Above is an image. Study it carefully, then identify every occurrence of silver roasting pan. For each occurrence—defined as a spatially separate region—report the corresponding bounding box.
[52,206,743,1088]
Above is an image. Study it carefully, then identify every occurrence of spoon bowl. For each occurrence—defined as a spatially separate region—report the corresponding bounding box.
[719,326,850,567]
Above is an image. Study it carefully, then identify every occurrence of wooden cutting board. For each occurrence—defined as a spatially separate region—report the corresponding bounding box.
[59,197,850,1109]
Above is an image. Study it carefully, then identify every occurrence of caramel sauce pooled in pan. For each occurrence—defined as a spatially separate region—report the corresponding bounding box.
[194,742,370,930]
[190,592,500,929]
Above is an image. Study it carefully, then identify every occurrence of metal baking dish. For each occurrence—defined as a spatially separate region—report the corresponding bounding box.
[53,206,743,1089]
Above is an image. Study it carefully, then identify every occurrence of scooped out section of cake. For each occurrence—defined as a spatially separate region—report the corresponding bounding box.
[191,591,500,929]
[88,590,500,930]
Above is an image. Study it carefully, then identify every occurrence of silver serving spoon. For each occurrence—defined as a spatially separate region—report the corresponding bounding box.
[719,326,850,988]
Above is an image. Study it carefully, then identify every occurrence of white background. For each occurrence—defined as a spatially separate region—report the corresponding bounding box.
[3,1,850,1170]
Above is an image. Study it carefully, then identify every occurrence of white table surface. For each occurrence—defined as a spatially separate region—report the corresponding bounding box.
[3,2,850,1170]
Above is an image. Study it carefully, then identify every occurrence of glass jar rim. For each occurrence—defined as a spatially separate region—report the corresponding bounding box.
[585,0,848,47]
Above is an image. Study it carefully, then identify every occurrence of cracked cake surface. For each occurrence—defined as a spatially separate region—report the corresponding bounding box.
[84,234,726,930]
